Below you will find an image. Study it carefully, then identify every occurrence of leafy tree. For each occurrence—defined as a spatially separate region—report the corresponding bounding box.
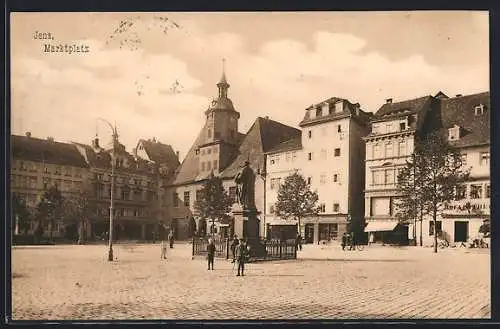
[194,173,233,237]
[11,193,32,236]
[63,189,93,243]
[396,132,469,253]
[35,185,65,242]
[275,172,319,235]
[396,152,427,246]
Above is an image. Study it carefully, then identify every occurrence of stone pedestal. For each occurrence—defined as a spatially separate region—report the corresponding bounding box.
[232,204,265,258]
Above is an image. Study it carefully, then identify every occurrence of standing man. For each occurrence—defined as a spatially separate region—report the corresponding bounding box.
[341,232,347,251]
[230,235,239,263]
[160,238,168,260]
[235,238,248,276]
[207,238,216,270]
[295,233,302,251]
[168,230,175,249]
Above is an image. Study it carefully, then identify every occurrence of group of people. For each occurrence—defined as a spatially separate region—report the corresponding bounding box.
[206,235,250,276]
[341,232,357,251]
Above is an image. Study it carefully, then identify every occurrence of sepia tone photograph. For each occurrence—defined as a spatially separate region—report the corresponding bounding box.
[9,11,490,320]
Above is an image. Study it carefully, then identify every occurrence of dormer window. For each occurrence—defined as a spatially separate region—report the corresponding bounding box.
[195,149,200,155]
[474,104,485,116]
[322,103,329,115]
[399,122,406,131]
[448,125,460,141]
[315,107,322,118]
[335,101,343,113]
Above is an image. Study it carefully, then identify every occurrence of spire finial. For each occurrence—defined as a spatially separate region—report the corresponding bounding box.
[222,58,226,74]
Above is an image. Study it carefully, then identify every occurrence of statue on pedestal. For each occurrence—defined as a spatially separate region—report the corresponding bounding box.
[234,160,256,210]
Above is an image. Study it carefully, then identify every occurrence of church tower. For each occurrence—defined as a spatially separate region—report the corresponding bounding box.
[197,60,241,174]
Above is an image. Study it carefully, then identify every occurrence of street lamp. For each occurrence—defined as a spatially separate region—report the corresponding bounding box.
[97,118,118,262]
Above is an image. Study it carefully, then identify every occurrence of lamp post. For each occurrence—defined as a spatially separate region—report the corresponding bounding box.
[97,118,118,262]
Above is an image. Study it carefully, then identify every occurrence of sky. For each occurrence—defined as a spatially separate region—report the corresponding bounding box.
[10,11,489,159]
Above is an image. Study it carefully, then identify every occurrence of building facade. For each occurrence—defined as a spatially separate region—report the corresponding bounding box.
[415,92,490,246]
[265,97,372,244]
[11,133,90,238]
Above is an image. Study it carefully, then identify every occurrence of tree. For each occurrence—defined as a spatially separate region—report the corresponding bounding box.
[35,185,65,242]
[396,132,469,253]
[275,172,319,235]
[11,193,32,236]
[396,152,427,246]
[63,189,93,244]
[194,173,233,238]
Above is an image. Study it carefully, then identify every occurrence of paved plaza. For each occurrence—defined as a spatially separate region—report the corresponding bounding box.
[11,242,490,320]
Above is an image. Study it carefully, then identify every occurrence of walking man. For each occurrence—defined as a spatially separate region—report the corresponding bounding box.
[235,238,248,276]
[341,232,347,251]
[207,238,216,270]
[160,238,168,260]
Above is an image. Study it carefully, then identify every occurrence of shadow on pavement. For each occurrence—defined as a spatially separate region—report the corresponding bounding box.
[298,258,413,263]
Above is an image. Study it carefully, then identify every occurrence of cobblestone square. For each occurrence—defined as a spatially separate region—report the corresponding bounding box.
[11,243,490,320]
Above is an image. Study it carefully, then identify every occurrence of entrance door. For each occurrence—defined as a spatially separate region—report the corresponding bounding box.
[305,224,314,244]
[454,221,469,242]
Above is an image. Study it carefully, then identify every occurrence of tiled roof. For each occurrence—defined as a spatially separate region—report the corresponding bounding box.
[11,135,89,168]
[437,92,490,148]
[265,135,302,154]
[374,96,432,119]
[138,139,180,168]
[220,117,301,179]
[299,97,372,127]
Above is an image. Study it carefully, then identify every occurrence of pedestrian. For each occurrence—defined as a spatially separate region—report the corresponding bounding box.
[160,238,168,260]
[168,230,174,249]
[341,232,347,251]
[349,232,355,251]
[207,238,216,270]
[230,235,239,263]
[368,232,374,246]
[235,238,248,276]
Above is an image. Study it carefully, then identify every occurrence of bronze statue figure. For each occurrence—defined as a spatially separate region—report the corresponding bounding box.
[234,160,256,210]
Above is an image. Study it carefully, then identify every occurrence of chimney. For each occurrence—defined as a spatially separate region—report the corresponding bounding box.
[456,94,463,98]
[25,131,31,138]
[176,151,180,159]
[386,98,393,104]
[265,116,269,120]
[354,103,360,116]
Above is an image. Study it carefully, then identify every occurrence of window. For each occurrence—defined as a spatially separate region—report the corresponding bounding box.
[470,185,482,199]
[480,152,490,166]
[213,160,218,170]
[399,141,406,156]
[308,130,312,139]
[399,122,406,131]
[213,147,218,154]
[122,190,129,200]
[385,123,392,134]
[385,169,394,185]
[307,177,312,185]
[486,185,490,199]
[319,203,326,213]
[320,173,326,185]
[308,152,312,161]
[333,174,338,183]
[461,154,467,166]
[372,170,383,185]
[334,148,341,157]
[337,125,342,133]
[474,104,485,116]
[322,103,329,114]
[333,203,340,213]
[429,221,442,236]
[195,149,200,155]
[321,149,327,160]
[184,191,190,207]
[44,167,50,174]
[195,189,203,202]
[64,167,72,176]
[373,144,381,159]
[455,185,466,200]
[270,178,281,190]
[316,107,322,117]
[173,192,179,207]
[229,187,237,202]
[335,101,343,113]
[269,204,275,214]
[207,148,212,155]
[207,128,212,138]
[448,126,460,141]
[372,124,380,134]
[385,142,393,157]
[207,161,212,171]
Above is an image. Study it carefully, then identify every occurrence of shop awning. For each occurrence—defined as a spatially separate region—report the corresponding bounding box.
[364,221,398,232]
